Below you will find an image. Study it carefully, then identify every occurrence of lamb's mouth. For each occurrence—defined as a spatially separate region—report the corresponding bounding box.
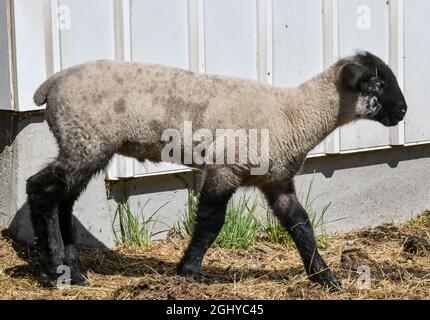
[380,116,400,127]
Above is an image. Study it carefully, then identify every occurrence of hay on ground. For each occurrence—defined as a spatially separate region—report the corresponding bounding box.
[0,211,429,300]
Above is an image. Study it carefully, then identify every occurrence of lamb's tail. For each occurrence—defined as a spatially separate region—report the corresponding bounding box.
[33,78,53,106]
[33,73,62,106]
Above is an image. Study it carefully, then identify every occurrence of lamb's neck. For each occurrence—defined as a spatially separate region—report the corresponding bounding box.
[278,68,341,156]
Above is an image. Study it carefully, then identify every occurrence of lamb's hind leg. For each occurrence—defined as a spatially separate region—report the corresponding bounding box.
[177,167,240,278]
[58,193,89,286]
[27,152,112,285]
[261,179,341,289]
[27,161,67,283]
[55,154,113,286]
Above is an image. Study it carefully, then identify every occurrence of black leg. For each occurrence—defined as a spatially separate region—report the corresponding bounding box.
[27,161,66,283]
[27,152,111,286]
[58,194,89,286]
[261,179,340,288]
[177,168,240,279]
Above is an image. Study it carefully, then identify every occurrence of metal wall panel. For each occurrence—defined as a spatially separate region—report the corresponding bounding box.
[130,0,189,68]
[404,0,430,143]
[58,0,115,68]
[338,0,391,151]
[4,0,430,179]
[12,0,47,111]
[272,0,324,154]
[128,0,191,178]
[204,0,258,79]
[272,0,324,87]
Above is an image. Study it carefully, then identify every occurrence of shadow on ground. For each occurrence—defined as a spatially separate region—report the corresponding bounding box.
[2,230,302,287]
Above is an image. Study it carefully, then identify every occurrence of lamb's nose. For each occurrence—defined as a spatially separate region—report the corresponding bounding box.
[395,104,407,121]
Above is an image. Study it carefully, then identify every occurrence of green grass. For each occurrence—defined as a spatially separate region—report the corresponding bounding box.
[263,210,294,246]
[298,175,332,234]
[173,190,260,249]
[175,176,335,249]
[169,187,199,239]
[183,187,199,237]
[263,176,333,248]
[113,199,169,247]
[213,196,260,249]
[117,175,336,249]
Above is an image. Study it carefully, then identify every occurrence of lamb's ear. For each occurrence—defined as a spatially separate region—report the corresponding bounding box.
[341,63,370,90]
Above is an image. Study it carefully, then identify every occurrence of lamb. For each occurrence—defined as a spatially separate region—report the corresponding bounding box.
[27,51,407,288]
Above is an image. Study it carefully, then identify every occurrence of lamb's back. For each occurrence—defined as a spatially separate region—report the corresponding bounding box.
[39,60,285,153]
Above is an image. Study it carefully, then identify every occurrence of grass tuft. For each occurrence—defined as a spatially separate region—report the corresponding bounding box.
[262,211,294,247]
[113,199,169,247]
[174,177,334,249]
[213,196,260,249]
[173,190,260,249]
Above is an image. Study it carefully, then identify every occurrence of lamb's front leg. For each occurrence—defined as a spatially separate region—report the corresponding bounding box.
[177,167,239,279]
[261,180,340,289]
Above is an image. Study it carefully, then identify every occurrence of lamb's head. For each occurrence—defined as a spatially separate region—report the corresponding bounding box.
[339,51,407,127]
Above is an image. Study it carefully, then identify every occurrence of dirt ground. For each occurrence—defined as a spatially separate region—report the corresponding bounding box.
[0,211,429,300]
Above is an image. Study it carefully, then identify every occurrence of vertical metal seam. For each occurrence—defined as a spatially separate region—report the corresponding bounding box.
[265,0,273,85]
[256,0,267,83]
[388,0,405,145]
[6,0,17,110]
[323,0,340,154]
[198,0,206,73]
[187,0,199,72]
[42,0,54,78]
[114,0,124,61]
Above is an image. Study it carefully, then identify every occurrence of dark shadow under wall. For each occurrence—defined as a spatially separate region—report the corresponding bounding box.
[0,110,46,154]
[301,143,430,178]
[0,110,107,248]
[7,201,107,248]
[108,170,200,202]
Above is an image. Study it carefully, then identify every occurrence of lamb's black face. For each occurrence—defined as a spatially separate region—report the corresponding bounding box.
[342,52,408,127]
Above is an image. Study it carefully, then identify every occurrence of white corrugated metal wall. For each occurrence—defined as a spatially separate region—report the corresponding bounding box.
[1,0,429,179]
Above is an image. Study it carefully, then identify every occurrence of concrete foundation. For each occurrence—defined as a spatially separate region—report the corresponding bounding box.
[1,112,429,247]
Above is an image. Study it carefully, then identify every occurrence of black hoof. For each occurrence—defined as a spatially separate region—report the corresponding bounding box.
[64,249,89,286]
[39,271,60,287]
[40,265,90,287]
[176,263,200,280]
[39,263,63,286]
[310,270,342,290]
[70,272,90,287]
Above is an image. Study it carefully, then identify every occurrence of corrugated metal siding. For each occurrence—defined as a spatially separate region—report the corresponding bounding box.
[58,0,116,68]
[338,0,391,151]
[204,0,258,79]
[1,0,429,179]
[130,0,189,69]
[404,0,430,144]
[12,0,47,110]
[272,0,324,154]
